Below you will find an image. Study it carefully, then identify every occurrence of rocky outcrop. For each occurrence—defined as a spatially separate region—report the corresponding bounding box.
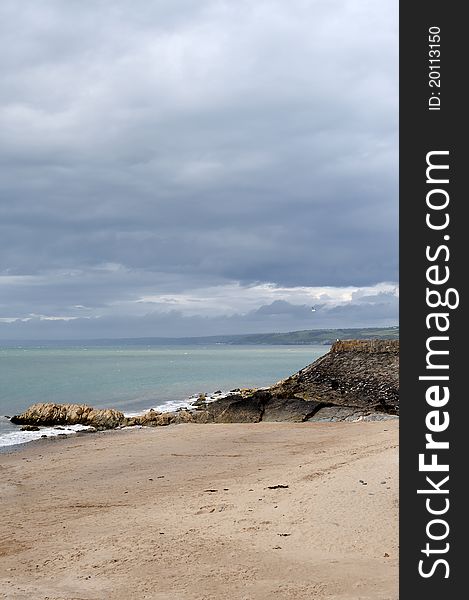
[11,403,125,430]
[268,339,399,414]
[126,409,196,427]
[11,404,200,430]
[190,339,399,422]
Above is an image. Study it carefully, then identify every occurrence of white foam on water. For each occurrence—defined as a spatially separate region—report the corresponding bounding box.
[0,423,94,449]
[123,390,230,418]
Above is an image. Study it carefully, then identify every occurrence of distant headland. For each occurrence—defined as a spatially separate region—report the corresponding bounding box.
[1,326,399,347]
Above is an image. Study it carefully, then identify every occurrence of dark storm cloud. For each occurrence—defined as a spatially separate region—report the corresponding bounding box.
[0,0,398,338]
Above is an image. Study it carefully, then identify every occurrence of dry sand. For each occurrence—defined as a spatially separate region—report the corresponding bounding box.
[0,421,398,600]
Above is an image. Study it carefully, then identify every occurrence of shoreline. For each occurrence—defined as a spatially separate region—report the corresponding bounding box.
[1,411,399,456]
[3,340,399,453]
[0,426,113,455]
[0,391,234,453]
[1,420,398,599]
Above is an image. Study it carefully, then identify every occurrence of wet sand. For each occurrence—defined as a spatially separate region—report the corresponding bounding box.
[0,421,398,600]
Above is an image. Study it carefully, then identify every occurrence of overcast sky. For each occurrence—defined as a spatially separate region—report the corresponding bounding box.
[0,0,398,340]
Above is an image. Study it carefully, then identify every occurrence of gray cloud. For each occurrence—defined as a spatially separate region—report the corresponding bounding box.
[0,0,398,338]
[0,293,399,340]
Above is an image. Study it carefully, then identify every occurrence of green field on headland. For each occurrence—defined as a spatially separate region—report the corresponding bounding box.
[2,327,399,348]
[42,326,398,346]
[194,327,400,346]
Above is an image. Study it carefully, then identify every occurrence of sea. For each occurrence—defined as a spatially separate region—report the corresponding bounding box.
[0,343,328,449]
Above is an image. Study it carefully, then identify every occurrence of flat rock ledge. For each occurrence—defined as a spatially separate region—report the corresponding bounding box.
[10,339,399,429]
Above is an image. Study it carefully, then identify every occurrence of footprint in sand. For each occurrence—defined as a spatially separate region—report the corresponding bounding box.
[196,503,232,514]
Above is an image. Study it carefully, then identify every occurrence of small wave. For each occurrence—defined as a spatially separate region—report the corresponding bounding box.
[0,424,94,449]
[0,391,233,449]
[123,390,230,418]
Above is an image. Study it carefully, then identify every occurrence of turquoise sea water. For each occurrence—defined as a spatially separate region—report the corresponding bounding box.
[0,344,328,448]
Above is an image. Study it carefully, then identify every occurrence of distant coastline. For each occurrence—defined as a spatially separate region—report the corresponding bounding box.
[0,326,399,347]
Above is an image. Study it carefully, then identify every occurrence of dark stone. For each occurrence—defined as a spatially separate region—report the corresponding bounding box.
[191,397,207,407]
[20,425,40,431]
[215,397,264,423]
[212,394,264,423]
[262,398,323,422]
[192,390,269,423]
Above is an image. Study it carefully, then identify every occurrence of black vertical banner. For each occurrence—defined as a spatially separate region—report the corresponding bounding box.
[400,2,466,598]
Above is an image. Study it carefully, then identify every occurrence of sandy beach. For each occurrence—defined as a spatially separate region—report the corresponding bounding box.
[0,421,398,600]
